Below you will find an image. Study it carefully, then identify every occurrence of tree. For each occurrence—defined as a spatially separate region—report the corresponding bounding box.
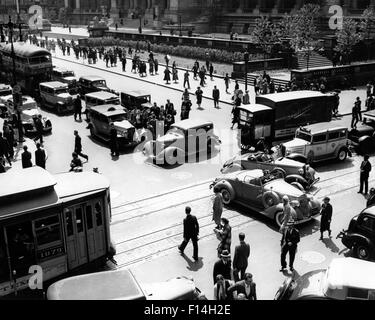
[251,16,279,71]
[277,13,295,39]
[335,17,363,65]
[360,7,375,60]
[288,3,321,70]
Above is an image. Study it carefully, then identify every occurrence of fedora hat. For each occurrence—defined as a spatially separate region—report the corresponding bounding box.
[220,250,231,258]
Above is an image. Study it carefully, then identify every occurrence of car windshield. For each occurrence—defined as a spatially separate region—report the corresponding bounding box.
[296,131,312,142]
[55,88,69,95]
[109,114,127,122]
[137,96,150,104]
[0,89,12,97]
[93,80,106,87]
[106,98,120,105]
[62,71,75,77]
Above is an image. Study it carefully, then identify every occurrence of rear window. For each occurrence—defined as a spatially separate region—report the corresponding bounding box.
[328,131,340,140]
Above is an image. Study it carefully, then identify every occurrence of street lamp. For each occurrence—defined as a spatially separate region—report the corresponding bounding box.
[139,15,142,34]
[179,15,182,37]
[244,51,249,91]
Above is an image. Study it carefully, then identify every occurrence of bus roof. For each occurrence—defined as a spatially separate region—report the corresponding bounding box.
[238,104,272,113]
[47,269,146,300]
[172,119,213,131]
[85,91,119,100]
[257,91,329,103]
[0,42,51,57]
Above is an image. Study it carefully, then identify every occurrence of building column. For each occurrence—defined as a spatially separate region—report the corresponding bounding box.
[75,0,80,10]
[111,0,117,8]
[253,0,262,14]
[64,0,69,7]
[236,0,245,13]
[272,0,281,14]
[352,0,358,10]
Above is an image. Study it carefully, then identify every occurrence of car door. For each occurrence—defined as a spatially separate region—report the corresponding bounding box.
[356,215,375,241]
[238,176,263,207]
[310,133,328,160]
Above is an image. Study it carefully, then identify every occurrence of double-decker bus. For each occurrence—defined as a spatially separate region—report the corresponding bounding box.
[0,167,113,298]
[0,42,52,96]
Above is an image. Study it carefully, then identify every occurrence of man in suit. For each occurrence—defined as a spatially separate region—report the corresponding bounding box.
[212,86,220,108]
[213,250,232,284]
[21,146,33,169]
[178,206,199,262]
[280,220,300,272]
[320,197,333,240]
[35,143,47,169]
[74,130,89,161]
[228,273,257,300]
[233,233,250,282]
[359,155,372,195]
[213,274,233,301]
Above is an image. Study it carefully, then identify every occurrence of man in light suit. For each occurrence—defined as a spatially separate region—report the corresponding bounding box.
[232,233,250,282]
[228,273,257,300]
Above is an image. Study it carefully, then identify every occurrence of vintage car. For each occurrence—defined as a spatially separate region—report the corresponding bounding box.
[39,81,75,114]
[121,89,152,111]
[210,169,321,227]
[47,269,206,300]
[284,123,350,164]
[88,104,140,148]
[78,75,118,96]
[0,83,12,103]
[348,110,375,155]
[4,95,52,135]
[51,67,79,96]
[337,206,375,261]
[275,258,375,300]
[143,119,220,165]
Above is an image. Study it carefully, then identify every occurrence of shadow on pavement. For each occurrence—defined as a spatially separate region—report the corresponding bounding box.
[322,238,340,253]
[182,254,204,272]
[313,157,356,173]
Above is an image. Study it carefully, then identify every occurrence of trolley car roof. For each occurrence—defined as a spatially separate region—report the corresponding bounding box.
[238,104,272,113]
[0,42,51,57]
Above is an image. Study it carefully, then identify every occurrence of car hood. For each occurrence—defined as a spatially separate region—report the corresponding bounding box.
[290,270,326,300]
[265,180,304,198]
[142,277,197,300]
[284,139,309,148]
[275,157,303,168]
[64,76,77,82]
[114,120,134,131]
[22,108,41,118]
[57,93,72,99]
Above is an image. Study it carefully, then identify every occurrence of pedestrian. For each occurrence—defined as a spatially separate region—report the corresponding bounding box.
[115,23,118,31]
[182,88,190,102]
[121,55,127,72]
[215,217,232,257]
[165,99,175,117]
[320,197,332,240]
[149,59,154,75]
[2,121,15,159]
[359,154,372,195]
[21,145,33,169]
[212,86,220,108]
[355,96,362,122]
[212,187,223,229]
[164,54,170,67]
[280,195,295,233]
[109,123,119,158]
[228,273,257,300]
[213,250,232,283]
[214,274,233,301]
[230,105,239,130]
[242,90,250,105]
[74,96,82,121]
[70,152,82,172]
[192,64,198,80]
[234,80,239,92]
[195,87,203,109]
[178,206,199,262]
[172,66,178,83]
[0,131,11,166]
[367,82,373,98]
[183,70,190,89]
[35,143,47,169]
[232,233,250,282]
[351,103,360,129]
[154,58,159,74]
[224,74,230,94]
[199,68,206,87]
[280,220,300,272]
[33,114,44,144]
[164,67,171,84]
[209,63,214,80]
[181,100,192,120]
[74,130,89,161]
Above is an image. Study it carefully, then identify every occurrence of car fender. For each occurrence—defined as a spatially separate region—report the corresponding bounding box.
[215,181,236,200]
[345,233,373,248]
[285,174,308,188]
[221,163,242,174]
[334,145,349,157]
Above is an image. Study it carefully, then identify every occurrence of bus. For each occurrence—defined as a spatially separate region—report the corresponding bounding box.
[0,167,113,297]
[0,42,52,96]
[238,91,335,146]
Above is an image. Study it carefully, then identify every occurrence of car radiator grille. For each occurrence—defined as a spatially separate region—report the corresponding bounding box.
[288,146,305,155]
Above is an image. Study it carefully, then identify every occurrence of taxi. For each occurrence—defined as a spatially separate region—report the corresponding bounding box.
[85,91,120,114]
[39,81,75,114]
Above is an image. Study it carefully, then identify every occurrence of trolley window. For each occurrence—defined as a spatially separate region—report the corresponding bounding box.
[95,201,103,226]
[0,230,9,281]
[85,205,93,230]
[76,208,84,233]
[34,215,62,246]
[65,209,74,236]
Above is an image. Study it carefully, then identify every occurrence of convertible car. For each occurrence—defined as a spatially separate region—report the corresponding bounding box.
[210,169,321,227]
[221,152,319,191]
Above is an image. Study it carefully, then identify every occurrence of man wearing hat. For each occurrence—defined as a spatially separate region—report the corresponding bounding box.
[320,197,333,240]
[280,220,300,272]
[242,90,250,105]
[213,249,232,284]
[178,206,199,262]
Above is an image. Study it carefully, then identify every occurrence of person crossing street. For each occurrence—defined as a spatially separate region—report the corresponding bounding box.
[74,130,89,162]
[178,206,199,262]
[280,220,300,272]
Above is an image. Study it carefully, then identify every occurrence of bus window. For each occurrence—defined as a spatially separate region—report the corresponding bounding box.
[6,223,35,276]
[34,215,61,246]
[95,202,103,226]
[85,205,93,230]
[65,209,74,236]
[0,230,9,281]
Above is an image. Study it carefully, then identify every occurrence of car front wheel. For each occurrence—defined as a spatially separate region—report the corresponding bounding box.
[274,211,284,229]
[337,148,347,162]
[354,243,371,260]
[220,188,232,205]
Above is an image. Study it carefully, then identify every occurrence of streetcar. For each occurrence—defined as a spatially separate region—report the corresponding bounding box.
[0,167,114,297]
[0,42,52,96]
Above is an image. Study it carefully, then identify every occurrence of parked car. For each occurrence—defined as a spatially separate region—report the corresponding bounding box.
[39,81,75,114]
[4,95,52,134]
[348,110,375,155]
[78,75,118,96]
[210,169,321,227]
[88,104,140,148]
[337,206,375,261]
[51,67,79,96]
[275,258,375,300]
[47,269,206,300]
[0,83,12,103]
[284,123,350,164]
[143,119,220,165]
[85,91,120,115]
[121,89,152,111]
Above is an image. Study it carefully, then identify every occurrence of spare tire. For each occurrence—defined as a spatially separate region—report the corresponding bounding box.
[358,136,375,155]
[262,191,280,208]
[271,168,286,179]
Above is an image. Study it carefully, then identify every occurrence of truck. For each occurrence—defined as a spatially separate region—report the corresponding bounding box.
[238,91,336,146]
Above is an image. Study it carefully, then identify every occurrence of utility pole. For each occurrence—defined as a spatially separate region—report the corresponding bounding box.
[179,15,182,37]
[244,51,249,91]
[139,15,142,34]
